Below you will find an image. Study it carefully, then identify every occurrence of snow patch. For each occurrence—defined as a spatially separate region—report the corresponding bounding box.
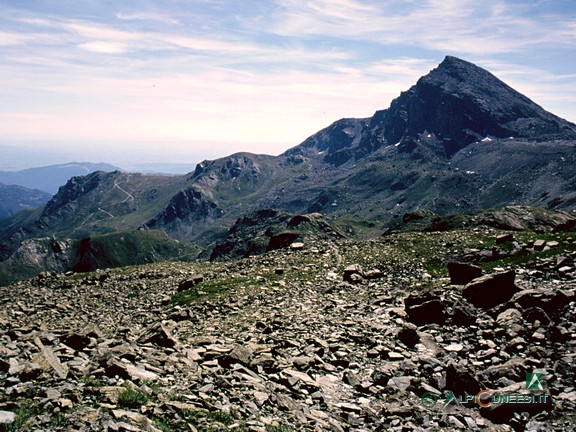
[343,127,355,137]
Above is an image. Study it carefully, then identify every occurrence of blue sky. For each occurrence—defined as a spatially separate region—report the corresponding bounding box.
[1,0,575,170]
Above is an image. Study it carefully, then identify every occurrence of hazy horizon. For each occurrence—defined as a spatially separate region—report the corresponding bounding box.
[0,138,281,172]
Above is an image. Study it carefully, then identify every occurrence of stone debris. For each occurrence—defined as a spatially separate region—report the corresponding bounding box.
[0,230,574,431]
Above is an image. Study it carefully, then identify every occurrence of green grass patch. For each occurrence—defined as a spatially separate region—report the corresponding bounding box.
[3,402,41,432]
[80,375,104,388]
[49,412,68,428]
[73,230,197,273]
[482,235,576,271]
[117,386,149,409]
[151,408,244,432]
[170,273,278,305]
[424,256,447,278]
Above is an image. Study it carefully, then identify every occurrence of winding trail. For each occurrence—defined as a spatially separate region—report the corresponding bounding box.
[114,181,134,203]
[98,208,114,218]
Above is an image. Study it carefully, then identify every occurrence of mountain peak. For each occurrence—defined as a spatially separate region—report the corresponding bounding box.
[422,55,514,93]
[370,56,576,155]
[438,55,475,69]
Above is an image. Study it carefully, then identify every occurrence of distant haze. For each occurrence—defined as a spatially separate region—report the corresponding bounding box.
[0,140,236,172]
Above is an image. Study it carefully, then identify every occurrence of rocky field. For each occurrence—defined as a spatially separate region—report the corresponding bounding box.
[0,227,575,431]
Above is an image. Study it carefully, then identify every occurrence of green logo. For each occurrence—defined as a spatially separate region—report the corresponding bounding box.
[526,372,544,391]
[420,391,440,408]
[443,390,457,407]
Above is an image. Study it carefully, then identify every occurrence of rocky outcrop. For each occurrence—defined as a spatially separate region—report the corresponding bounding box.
[370,56,576,157]
[144,187,222,238]
[210,209,343,261]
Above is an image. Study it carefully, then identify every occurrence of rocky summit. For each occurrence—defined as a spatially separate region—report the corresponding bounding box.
[1,225,575,431]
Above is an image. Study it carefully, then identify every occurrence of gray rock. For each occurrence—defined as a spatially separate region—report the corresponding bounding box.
[343,264,363,283]
[0,411,15,425]
[218,344,253,368]
[533,239,547,251]
[138,322,178,348]
[511,289,574,314]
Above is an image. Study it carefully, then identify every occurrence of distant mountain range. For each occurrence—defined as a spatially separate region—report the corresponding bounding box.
[1,56,576,282]
[0,183,52,219]
[0,162,121,195]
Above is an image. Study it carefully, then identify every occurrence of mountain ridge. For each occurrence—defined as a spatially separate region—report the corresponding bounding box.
[0,162,122,195]
[0,182,51,219]
[1,56,576,276]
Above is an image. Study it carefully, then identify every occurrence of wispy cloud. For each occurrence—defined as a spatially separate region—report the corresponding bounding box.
[268,0,576,55]
[78,41,128,54]
[116,12,180,26]
[0,31,31,46]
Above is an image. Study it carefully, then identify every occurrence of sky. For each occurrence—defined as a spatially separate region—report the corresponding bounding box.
[1,0,575,171]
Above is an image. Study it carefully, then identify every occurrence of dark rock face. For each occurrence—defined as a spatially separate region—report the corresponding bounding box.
[480,395,552,424]
[404,293,446,326]
[448,262,483,285]
[267,232,301,251]
[145,188,221,232]
[446,362,481,396]
[462,270,519,308]
[286,118,369,164]
[370,56,576,157]
[209,209,293,261]
[41,171,105,217]
[397,326,419,348]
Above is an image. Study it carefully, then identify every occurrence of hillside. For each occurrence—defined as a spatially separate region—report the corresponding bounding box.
[0,183,51,219]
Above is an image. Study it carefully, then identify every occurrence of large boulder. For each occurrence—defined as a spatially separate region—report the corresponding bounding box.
[404,293,446,326]
[462,271,519,308]
[448,262,482,285]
